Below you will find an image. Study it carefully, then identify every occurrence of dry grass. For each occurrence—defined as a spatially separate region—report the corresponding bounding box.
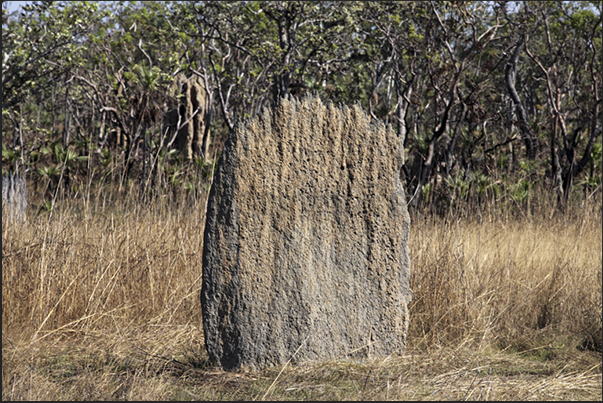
[2,194,602,400]
[409,207,603,353]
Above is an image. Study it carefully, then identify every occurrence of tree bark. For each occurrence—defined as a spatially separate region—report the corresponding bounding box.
[411,70,460,209]
[395,73,414,164]
[504,37,536,160]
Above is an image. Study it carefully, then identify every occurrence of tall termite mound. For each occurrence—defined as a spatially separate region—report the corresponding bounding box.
[201,96,411,370]
[165,74,209,160]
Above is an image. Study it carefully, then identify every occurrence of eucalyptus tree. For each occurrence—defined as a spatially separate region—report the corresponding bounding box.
[170,1,360,131]
[2,1,104,176]
[2,1,102,110]
[76,1,187,189]
[357,1,508,209]
[2,0,600,208]
[521,1,601,204]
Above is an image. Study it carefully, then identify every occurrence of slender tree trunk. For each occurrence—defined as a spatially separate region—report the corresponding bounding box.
[14,105,24,172]
[51,82,56,136]
[504,37,536,160]
[62,77,72,148]
[445,101,467,177]
[411,71,460,208]
[142,122,149,196]
[395,74,414,164]
[273,13,291,103]
[550,116,564,202]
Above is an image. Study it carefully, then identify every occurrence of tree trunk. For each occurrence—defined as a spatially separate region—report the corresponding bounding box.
[63,81,71,148]
[550,116,564,202]
[504,37,536,160]
[395,74,414,163]
[411,71,460,209]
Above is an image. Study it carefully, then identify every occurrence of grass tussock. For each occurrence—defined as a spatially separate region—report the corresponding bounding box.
[2,194,602,400]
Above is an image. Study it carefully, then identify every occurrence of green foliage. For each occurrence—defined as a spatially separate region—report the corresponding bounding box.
[2,1,107,109]
[2,144,16,165]
[591,141,602,172]
[38,165,60,179]
[510,179,533,205]
[1,1,600,210]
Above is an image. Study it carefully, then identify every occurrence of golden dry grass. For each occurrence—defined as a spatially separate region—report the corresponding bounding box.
[409,208,602,353]
[2,196,602,400]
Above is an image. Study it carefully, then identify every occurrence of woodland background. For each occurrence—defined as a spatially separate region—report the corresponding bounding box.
[2,1,601,214]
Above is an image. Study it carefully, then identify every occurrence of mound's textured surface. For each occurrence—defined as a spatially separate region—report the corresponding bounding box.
[201,97,411,370]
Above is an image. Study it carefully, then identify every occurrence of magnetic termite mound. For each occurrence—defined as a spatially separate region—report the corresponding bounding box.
[164,73,209,160]
[201,96,411,370]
